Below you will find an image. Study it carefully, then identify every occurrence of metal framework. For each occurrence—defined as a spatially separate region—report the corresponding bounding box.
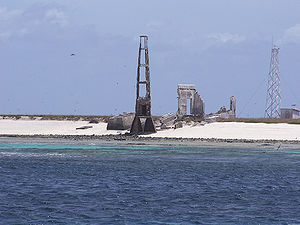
[130,35,156,134]
[265,45,281,118]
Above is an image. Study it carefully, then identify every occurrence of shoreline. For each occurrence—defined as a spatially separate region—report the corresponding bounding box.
[0,119,300,146]
[1,133,300,145]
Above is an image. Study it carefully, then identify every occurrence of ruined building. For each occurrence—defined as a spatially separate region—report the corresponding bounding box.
[217,96,236,119]
[230,96,236,116]
[176,84,205,118]
[130,35,156,134]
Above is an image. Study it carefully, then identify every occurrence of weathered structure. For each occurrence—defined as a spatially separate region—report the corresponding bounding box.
[230,96,236,115]
[177,84,205,118]
[280,105,300,119]
[107,113,135,130]
[130,35,156,134]
[217,96,237,119]
[160,113,176,129]
[160,113,176,126]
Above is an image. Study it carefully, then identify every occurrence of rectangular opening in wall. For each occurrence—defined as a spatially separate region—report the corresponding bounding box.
[187,99,191,115]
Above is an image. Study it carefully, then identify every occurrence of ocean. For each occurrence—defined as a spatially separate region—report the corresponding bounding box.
[0,138,299,224]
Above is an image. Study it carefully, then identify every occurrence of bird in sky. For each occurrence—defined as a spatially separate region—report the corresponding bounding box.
[71,53,76,56]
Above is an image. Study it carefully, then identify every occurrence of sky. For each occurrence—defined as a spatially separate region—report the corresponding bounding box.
[0,0,300,117]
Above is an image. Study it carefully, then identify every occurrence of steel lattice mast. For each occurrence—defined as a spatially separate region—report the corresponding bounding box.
[265,45,281,118]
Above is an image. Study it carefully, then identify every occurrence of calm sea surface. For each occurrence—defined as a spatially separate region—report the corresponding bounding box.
[0,139,299,224]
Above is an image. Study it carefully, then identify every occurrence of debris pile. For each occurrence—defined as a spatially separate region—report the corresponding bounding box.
[212,96,236,119]
[107,113,135,130]
[160,113,176,129]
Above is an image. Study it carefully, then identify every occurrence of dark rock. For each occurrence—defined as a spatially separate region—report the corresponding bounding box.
[76,126,93,130]
[89,119,99,124]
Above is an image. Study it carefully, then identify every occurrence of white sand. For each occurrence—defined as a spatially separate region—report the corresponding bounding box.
[0,120,299,141]
[148,122,300,141]
[0,119,125,136]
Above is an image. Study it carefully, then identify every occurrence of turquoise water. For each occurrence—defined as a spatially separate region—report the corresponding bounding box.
[0,140,299,224]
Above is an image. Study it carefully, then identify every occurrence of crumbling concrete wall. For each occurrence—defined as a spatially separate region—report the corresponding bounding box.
[216,96,236,119]
[107,113,135,130]
[177,84,195,116]
[192,92,205,118]
[230,96,236,116]
[177,84,205,118]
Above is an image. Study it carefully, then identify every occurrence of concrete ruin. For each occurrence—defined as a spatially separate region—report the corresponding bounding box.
[160,113,176,129]
[176,84,205,118]
[107,113,135,130]
[230,96,236,116]
[216,96,236,119]
[160,113,176,126]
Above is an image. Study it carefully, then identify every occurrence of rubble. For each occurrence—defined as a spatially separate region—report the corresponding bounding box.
[76,125,93,130]
[174,121,183,129]
[89,119,99,124]
[217,96,236,119]
[160,113,176,127]
[161,124,168,130]
[207,96,237,120]
[107,113,135,130]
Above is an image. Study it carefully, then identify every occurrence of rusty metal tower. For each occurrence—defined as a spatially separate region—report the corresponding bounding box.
[130,35,156,134]
[265,45,281,118]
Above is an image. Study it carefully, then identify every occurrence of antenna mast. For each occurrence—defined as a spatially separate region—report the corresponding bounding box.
[265,45,281,118]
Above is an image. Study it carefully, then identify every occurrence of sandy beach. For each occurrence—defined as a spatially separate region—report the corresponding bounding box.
[0,119,300,142]
[0,119,125,136]
[148,122,300,141]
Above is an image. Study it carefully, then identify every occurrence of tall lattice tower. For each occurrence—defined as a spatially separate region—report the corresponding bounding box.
[265,45,281,118]
[130,35,156,134]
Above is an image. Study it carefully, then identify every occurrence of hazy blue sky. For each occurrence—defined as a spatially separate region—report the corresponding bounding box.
[1,0,300,117]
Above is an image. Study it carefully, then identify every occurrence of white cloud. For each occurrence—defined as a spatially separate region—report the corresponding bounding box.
[279,24,300,44]
[45,9,68,27]
[0,7,22,22]
[0,7,23,40]
[0,5,69,41]
[207,32,246,44]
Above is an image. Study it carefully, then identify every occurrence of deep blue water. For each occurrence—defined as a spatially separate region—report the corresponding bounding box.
[0,141,299,224]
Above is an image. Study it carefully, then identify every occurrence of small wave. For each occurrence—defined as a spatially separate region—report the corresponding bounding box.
[0,143,188,153]
[0,151,69,158]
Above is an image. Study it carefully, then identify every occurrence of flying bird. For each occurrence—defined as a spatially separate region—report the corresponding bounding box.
[71,53,76,56]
